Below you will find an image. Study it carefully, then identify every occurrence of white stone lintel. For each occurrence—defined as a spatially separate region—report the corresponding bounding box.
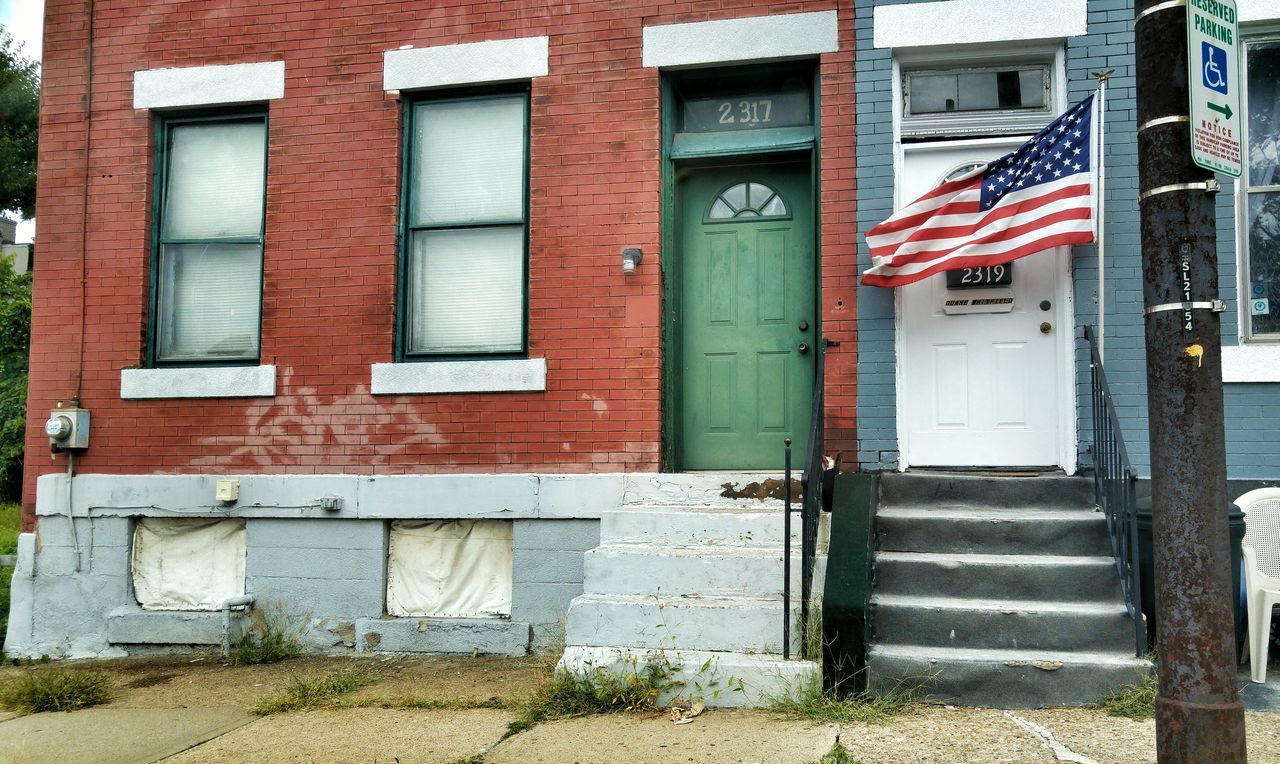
[1222,345,1280,383]
[1241,0,1280,24]
[371,358,547,395]
[133,61,285,109]
[642,11,839,69]
[874,0,1087,49]
[384,36,549,91]
[120,365,276,399]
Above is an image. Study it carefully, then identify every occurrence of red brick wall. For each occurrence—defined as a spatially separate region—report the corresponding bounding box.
[24,0,857,528]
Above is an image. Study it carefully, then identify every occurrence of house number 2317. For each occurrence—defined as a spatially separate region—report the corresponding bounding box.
[718,99,773,125]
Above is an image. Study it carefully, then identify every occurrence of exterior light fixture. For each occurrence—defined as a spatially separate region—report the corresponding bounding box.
[622,247,643,274]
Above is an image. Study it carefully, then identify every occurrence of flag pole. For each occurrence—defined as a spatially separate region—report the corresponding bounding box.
[1092,70,1114,361]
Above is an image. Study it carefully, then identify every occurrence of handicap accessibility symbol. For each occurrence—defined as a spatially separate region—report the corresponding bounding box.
[1202,42,1229,95]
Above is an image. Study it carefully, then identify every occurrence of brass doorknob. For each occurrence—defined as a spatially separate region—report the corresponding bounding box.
[798,342,810,354]
[1040,322,1053,334]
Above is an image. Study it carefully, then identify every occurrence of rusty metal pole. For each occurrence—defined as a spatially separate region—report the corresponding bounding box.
[1133,0,1247,760]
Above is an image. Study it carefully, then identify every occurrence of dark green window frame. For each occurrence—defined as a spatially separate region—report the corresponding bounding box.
[397,87,531,362]
[147,108,268,367]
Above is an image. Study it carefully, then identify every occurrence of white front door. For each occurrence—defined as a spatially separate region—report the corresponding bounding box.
[898,139,1073,469]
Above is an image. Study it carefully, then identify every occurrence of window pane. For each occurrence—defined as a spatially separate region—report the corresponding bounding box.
[162,121,265,240]
[909,67,1047,114]
[158,242,262,360]
[412,97,525,226]
[910,74,958,113]
[1248,192,1280,336]
[1248,41,1280,188]
[410,227,523,353]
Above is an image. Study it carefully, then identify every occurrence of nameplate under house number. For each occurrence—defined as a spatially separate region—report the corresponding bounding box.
[943,264,1015,315]
[682,91,811,133]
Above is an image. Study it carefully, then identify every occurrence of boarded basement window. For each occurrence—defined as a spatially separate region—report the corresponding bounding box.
[386,520,513,618]
[131,517,247,611]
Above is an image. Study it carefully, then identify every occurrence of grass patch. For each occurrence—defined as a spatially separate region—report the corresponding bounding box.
[252,665,381,714]
[0,502,18,556]
[1095,672,1157,719]
[229,601,305,666]
[771,673,919,725]
[0,668,114,713]
[807,741,861,764]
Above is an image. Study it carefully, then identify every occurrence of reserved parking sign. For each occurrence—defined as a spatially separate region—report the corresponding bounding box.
[1187,0,1243,177]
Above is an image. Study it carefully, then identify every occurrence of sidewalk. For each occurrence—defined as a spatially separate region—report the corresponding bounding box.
[1,655,1277,763]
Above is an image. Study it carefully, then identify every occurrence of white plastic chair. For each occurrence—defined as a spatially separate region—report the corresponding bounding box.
[1239,487,1280,683]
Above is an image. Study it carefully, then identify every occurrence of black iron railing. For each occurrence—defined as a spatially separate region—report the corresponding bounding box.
[784,339,829,660]
[1084,325,1147,657]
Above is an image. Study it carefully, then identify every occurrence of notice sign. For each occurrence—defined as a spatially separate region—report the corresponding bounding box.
[1187,0,1243,177]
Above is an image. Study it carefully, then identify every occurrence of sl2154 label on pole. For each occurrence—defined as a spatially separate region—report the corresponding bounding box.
[1187,0,1243,177]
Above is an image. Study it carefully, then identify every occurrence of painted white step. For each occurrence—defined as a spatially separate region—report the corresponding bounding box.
[583,543,827,598]
[559,645,819,708]
[867,643,1151,708]
[600,506,829,549]
[565,593,802,654]
[621,473,795,508]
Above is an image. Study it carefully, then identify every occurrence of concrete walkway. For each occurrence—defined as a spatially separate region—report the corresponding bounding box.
[0,655,1278,763]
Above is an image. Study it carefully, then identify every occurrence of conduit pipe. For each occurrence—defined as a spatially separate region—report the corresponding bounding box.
[220,594,256,658]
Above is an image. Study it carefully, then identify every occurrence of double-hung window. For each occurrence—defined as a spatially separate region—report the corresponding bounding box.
[152,112,267,364]
[401,92,528,358]
[1243,37,1280,341]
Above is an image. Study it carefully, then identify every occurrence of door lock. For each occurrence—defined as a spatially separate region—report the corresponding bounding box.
[798,320,809,331]
[798,342,810,354]
[1040,322,1053,334]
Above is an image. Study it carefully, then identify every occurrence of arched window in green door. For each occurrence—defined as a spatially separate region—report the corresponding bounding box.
[705,181,790,222]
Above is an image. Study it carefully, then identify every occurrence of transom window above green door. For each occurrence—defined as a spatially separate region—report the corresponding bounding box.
[706,182,789,222]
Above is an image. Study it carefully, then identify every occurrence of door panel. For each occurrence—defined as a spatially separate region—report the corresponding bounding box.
[900,141,1069,468]
[678,162,814,469]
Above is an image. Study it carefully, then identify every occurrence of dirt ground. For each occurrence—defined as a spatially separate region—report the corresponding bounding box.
[2,655,1279,763]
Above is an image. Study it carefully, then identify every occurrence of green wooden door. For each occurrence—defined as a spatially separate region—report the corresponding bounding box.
[677,162,815,470]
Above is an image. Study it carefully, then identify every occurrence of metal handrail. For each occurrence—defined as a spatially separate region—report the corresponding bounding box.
[783,339,828,660]
[799,340,828,655]
[1084,324,1147,657]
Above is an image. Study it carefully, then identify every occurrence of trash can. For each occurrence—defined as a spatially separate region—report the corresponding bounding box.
[1136,496,1246,657]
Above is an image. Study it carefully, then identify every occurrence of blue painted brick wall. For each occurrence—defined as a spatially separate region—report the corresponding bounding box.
[854,0,1280,481]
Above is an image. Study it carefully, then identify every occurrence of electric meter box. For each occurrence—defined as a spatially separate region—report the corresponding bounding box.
[45,407,90,450]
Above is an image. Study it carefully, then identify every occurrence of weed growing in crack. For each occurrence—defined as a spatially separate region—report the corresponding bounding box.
[0,668,114,713]
[805,740,861,764]
[229,600,307,665]
[1095,670,1157,719]
[252,664,380,714]
[771,671,920,725]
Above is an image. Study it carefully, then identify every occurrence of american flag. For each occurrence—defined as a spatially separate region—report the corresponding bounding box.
[861,94,1097,288]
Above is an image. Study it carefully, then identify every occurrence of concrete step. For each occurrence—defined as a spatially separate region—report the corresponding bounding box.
[876,506,1110,556]
[870,594,1136,652]
[600,506,828,549]
[584,544,827,598]
[565,593,801,654]
[880,472,1094,510]
[867,644,1151,708]
[621,473,796,508]
[559,645,819,708]
[874,552,1121,601]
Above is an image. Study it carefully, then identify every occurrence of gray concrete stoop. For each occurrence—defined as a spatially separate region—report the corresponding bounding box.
[867,471,1151,708]
[560,473,827,708]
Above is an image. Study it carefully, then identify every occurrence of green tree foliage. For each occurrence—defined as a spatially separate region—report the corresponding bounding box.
[0,262,29,500]
[0,27,39,218]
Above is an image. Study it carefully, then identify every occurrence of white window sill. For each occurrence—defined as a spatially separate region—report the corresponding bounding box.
[120,365,276,399]
[371,359,547,395]
[1222,345,1280,383]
